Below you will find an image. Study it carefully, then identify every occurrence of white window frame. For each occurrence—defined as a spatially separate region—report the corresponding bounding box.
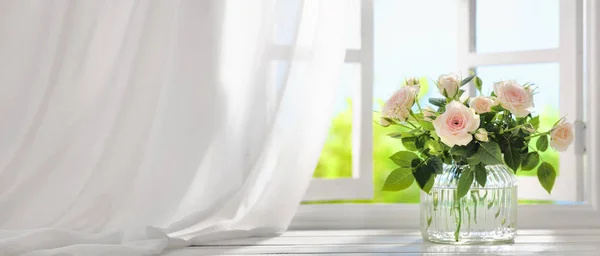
[291,0,600,230]
[458,0,584,202]
[301,0,375,201]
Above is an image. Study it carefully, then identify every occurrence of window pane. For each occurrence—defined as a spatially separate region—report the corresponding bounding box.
[476,0,559,53]
[372,0,459,203]
[273,0,301,45]
[476,63,561,181]
[313,64,359,179]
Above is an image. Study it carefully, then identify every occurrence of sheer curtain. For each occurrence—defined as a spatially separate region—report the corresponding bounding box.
[0,0,348,255]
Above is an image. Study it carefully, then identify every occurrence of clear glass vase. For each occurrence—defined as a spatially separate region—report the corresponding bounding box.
[420,164,518,244]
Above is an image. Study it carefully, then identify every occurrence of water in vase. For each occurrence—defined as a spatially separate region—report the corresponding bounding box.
[420,164,518,244]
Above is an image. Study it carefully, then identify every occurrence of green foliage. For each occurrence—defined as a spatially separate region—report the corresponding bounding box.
[522,152,540,170]
[457,167,474,199]
[426,156,443,174]
[390,151,419,168]
[474,76,483,94]
[498,134,524,172]
[537,162,556,194]
[474,164,487,187]
[382,168,414,191]
[460,75,475,87]
[309,88,562,204]
[429,98,446,107]
[473,141,504,166]
[537,134,549,152]
[414,163,434,193]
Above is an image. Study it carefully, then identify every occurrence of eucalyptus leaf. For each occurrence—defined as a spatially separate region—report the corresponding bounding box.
[387,132,403,139]
[537,162,556,194]
[521,152,540,170]
[474,164,487,187]
[474,141,504,165]
[536,135,549,152]
[460,74,475,86]
[389,151,419,167]
[474,76,482,93]
[457,167,474,199]
[429,98,446,107]
[382,168,414,191]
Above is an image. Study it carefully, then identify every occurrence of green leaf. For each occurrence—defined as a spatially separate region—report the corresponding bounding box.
[422,174,436,194]
[457,89,466,99]
[427,156,444,174]
[449,142,478,157]
[389,151,419,167]
[474,141,504,165]
[491,105,505,112]
[429,98,446,107]
[457,167,474,199]
[382,168,415,191]
[387,132,403,139]
[460,74,475,86]
[414,165,434,193]
[467,156,481,165]
[474,164,487,187]
[530,116,540,130]
[499,135,522,172]
[402,137,418,151]
[536,135,549,152]
[521,152,540,170]
[537,162,556,194]
[480,112,495,123]
[418,120,435,131]
[474,76,483,93]
[411,158,421,168]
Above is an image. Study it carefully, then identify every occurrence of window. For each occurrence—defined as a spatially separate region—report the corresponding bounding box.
[291,0,600,229]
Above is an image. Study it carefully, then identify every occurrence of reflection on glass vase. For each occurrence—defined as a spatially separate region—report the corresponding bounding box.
[420,164,518,244]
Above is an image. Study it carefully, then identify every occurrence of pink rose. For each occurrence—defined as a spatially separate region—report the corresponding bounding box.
[550,120,575,152]
[470,96,495,114]
[433,101,480,147]
[381,85,418,122]
[437,73,460,98]
[493,80,534,117]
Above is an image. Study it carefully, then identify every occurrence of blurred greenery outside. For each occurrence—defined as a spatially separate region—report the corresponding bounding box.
[309,78,559,204]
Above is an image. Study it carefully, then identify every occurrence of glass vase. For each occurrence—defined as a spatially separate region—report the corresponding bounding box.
[420,164,518,244]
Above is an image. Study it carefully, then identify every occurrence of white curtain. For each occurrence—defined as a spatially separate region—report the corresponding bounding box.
[0,0,348,255]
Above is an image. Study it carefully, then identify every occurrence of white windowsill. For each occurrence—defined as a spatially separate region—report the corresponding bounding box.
[164,229,600,255]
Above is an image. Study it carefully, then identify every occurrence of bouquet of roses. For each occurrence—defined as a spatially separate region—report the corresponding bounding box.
[378,73,574,198]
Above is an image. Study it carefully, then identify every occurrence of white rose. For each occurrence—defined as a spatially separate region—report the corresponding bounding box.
[433,101,480,147]
[437,73,460,98]
[470,96,495,114]
[423,106,436,122]
[474,128,489,142]
[381,85,418,122]
[493,80,534,117]
[550,120,575,152]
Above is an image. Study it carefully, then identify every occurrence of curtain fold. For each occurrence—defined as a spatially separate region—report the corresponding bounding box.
[0,0,348,255]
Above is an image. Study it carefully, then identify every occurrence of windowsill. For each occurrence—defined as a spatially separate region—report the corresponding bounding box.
[163,229,600,255]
